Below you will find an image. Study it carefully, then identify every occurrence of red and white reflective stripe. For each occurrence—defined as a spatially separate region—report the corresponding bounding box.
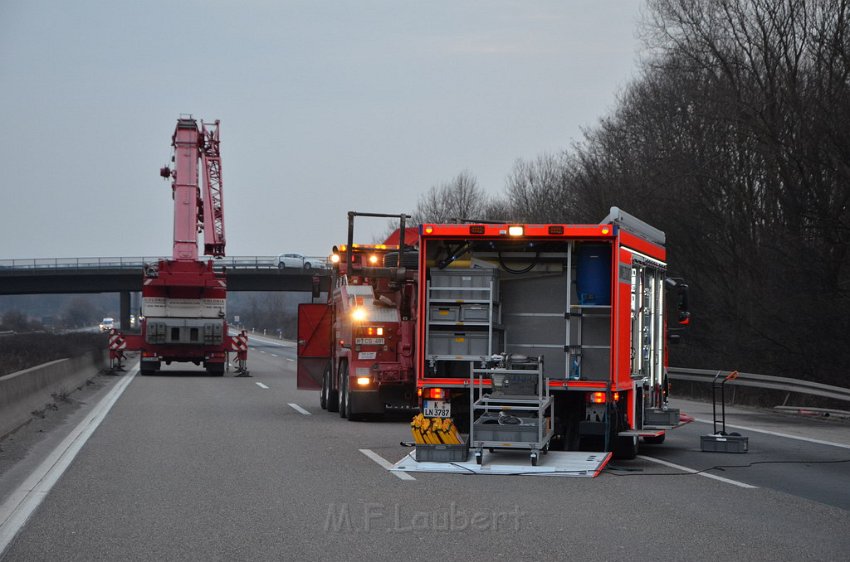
[230,335,248,352]
[108,334,126,351]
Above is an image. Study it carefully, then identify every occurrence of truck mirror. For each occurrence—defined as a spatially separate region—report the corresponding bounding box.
[677,283,690,325]
[311,276,321,299]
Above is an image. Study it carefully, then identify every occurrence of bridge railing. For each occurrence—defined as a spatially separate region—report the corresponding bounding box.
[0,257,164,270]
[0,256,331,271]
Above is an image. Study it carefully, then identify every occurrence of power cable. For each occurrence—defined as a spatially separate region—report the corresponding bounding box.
[605,457,850,477]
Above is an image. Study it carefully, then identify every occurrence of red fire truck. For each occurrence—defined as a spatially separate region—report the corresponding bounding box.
[415,208,689,459]
[296,212,419,420]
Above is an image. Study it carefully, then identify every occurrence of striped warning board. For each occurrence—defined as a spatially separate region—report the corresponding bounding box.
[230,333,248,352]
[108,330,126,351]
[108,329,127,364]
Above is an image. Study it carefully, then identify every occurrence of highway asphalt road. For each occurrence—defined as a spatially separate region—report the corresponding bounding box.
[1,335,849,561]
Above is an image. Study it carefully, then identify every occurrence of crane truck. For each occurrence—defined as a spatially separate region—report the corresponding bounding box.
[109,116,248,376]
[415,208,689,460]
[296,212,419,420]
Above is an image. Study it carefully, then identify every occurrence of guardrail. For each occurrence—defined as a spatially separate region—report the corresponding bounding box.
[0,256,330,271]
[667,366,850,404]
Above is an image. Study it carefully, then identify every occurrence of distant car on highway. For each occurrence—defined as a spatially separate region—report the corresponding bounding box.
[99,317,114,332]
[277,253,316,270]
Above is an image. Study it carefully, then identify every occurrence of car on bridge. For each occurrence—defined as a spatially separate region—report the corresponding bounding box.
[277,253,322,270]
[99,317,114,332]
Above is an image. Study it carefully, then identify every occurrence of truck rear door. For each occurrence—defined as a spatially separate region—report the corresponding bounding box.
[296,303,332,390]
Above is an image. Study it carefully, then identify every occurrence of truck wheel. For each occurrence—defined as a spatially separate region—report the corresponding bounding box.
[206,364,224,376]
[615,435,639,460]
[320,364,329,410]
[346,381,362,422]
[326,365,339,413]
[338,361,348,418]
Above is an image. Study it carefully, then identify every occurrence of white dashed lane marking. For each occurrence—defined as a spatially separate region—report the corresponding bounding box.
[360,449,415,481]
[288,403,311,415]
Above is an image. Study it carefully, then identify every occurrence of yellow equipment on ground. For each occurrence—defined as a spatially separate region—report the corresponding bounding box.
[410,413,462,445]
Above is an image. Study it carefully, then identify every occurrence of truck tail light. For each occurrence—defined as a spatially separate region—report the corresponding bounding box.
[422,388,448,400]
[590,392,606,404]
[587,391,620,403]
[356,377,371,386]
[508,225,524,236]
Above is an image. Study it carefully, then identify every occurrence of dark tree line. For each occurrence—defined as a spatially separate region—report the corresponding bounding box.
[413,0,850,384]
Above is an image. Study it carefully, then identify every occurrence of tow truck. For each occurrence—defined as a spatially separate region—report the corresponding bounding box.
[297,212,419,420]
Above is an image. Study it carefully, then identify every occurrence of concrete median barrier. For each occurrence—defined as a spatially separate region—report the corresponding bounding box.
[0,350,107,439]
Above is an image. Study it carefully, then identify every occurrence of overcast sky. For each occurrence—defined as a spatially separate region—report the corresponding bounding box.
[0,0,645,260]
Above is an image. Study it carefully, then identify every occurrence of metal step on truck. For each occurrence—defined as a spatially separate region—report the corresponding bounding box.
[414,207,690,462]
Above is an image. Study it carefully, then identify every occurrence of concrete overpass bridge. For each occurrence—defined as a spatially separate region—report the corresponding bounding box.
[0,256,331,329]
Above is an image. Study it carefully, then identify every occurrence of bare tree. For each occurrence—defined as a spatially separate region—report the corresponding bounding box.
[503,152,581,223]
[411,171,490,223]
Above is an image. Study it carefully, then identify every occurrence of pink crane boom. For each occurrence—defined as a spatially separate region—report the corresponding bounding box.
[161,116,226,260]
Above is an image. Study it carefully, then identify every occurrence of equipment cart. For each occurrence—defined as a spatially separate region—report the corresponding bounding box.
[470,356,554,466]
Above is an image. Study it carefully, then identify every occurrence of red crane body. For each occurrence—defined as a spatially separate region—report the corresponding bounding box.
[110,116,247,375]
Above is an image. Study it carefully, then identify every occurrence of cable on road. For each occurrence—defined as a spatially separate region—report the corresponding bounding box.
[605,457,850,477]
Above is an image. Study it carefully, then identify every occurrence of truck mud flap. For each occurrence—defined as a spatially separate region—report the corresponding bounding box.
[296,302,332,390]
[297,358,326,390]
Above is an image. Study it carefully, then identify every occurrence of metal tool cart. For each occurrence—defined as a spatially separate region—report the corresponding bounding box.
[701,370,749,453]
[470,355,554,466]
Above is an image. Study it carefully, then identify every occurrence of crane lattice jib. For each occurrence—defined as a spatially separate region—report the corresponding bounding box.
[201,120,226,257]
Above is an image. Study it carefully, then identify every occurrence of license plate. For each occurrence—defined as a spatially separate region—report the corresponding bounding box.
[423,400,451,418]
[355,338,385,345]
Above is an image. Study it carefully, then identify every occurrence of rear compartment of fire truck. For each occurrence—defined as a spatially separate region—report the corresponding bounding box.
[421,231,643,461]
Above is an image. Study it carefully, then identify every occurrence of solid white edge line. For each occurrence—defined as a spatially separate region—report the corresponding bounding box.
[255,382,269,389]
[692,417,850,450]
[240,335,295,348]
[638,455,757,489]
[288,403,310,415]
[0,365,139,555]
[360,449,415,481]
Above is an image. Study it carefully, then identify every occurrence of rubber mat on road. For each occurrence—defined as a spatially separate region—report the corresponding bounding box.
[391,450,612,477]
